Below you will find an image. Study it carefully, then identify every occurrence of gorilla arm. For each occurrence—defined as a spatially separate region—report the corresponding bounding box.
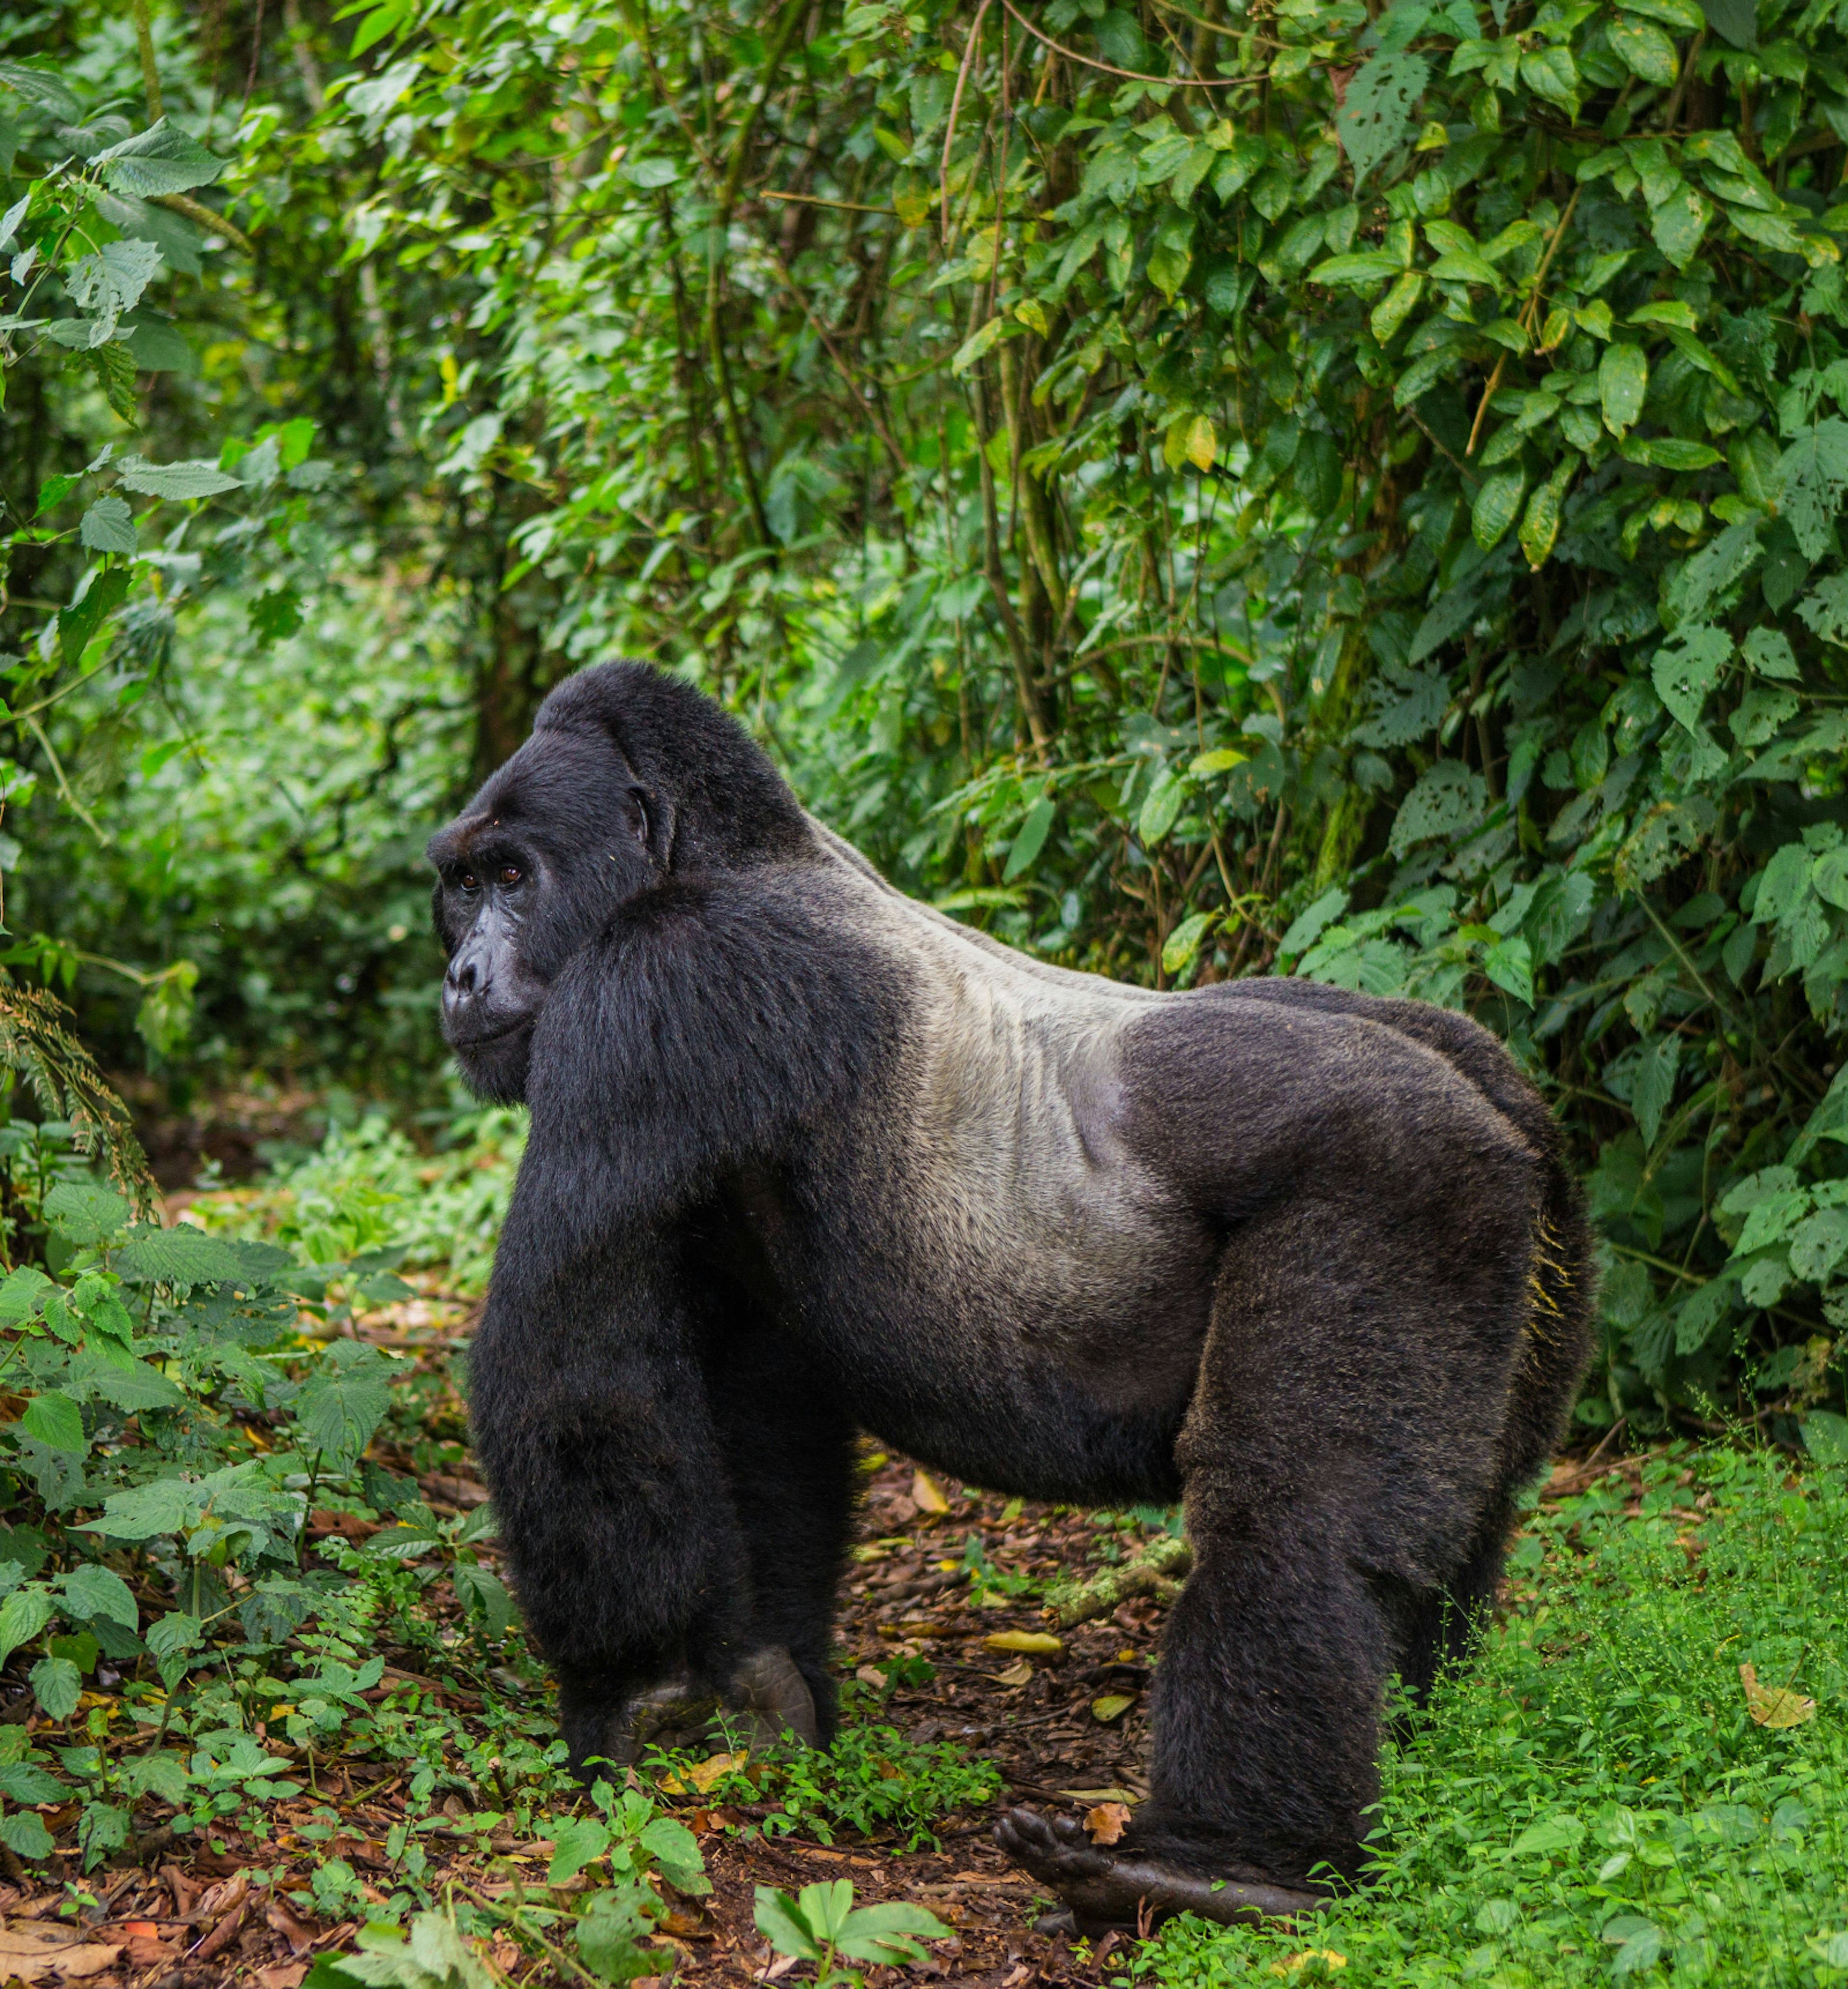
[462,873,892,1771]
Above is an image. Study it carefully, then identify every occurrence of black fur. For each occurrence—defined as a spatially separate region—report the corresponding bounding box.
[428,661,1595,1899]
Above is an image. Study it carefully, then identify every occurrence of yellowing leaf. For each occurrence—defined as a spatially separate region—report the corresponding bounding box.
[910,1469,950,1514]
[983,1630,1063,1655]
[1740,1662,1816,1729]
[1014,297,1050,335]
[1084,1801,1132,1844]
[1370,270,1423,345]
[1185,415,1218,472]
[1270,1952,1347,1977]
[1472,466,1526,552]
[1091,1692,1136,1723]
[893,190,932,228]
[660,1749,748,1795]
[1059,1785,1142,1804]
[989,1659,1034,1687]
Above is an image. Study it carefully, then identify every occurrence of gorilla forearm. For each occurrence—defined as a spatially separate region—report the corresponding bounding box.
[468,1227,747,1696]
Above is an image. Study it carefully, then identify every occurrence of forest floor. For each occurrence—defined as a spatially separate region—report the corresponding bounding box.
[0,1274,1199,1989]
[4,1267,1838,1989]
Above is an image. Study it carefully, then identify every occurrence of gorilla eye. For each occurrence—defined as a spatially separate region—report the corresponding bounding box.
[459,873,480,893]
[499,865,522,886]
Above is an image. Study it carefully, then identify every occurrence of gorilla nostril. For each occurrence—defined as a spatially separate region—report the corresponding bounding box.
[446,956,480,997]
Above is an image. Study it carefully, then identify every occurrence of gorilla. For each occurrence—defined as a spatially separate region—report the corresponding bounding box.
[428,661,1593,1931]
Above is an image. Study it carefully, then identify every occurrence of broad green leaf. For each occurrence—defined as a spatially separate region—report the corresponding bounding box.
[1309,251,1403,290]
[1743,628,1799,679]
[1519,456,1576,569]
[116,456,243,499]
[116,1224,246,1286]
[1512,1812,1585,1857]
[94,118,227,198]
[56,1563,138,1631]
[950,317,1005,377]
[1337,52,1429,189]
[1609,13,1681,84]
[1599,343,1648,436]
[1002,796,1055,881]
[1520,46,1580,112]
[20,1394,85,1456]
[1472,465,1526,551]
[1777,419,1848,561]
[835,1901,951,1965]
[295,1341,394,1465]
[0,1812,53,1861]
[1370,270,1424,343]
[28,1656,80,1722]
[1162,911,1215,976]
[0,1586,55,1667]
[41,1183,129,1245]
[547,1815,611,1885]
[78,496,135,554]
[755,1887,826,1963]
[1623,437,1721,471]
[1652,627,1732,731]
[1137,769,1188,847]
[1697,0,1757,47]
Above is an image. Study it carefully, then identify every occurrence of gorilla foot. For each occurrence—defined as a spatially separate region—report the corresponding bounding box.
[565,1647,818,1785]
[994,1807,1322,1935]
[729,1646,819,1749]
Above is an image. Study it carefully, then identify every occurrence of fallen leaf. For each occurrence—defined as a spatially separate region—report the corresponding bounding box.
[265,1898,318,1956]
[911,1471,950,1514]
[1084,1802,1132,1845]
[1091,1693,1136,1723]
[989,1659,1033,1687]
[1059,1786,1142,1805]
[121,1924,160,1942]
[855,1665,889,1689]
[125,1934,178,1968]
[256,1967,308,1989]
[1740,1662,1816,1729]
[0,1925,125,1983]
[983,1631,1063,1655]
[660,1749,747,1795]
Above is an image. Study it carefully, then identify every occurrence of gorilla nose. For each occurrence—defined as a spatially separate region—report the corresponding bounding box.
[443,953,488,1025]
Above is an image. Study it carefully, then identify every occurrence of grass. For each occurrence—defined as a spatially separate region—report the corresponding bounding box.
[1130,1446,1848,1988]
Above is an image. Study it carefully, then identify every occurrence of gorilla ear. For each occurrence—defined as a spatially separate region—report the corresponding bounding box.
[623,783,675,869]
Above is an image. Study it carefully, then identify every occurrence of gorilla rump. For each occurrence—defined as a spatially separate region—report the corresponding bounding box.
[427,662,1593,1931]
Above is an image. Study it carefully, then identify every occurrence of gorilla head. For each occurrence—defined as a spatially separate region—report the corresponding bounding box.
[427,663,808,1100]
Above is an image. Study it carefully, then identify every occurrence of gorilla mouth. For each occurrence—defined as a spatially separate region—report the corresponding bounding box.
[446,1014,535,1051]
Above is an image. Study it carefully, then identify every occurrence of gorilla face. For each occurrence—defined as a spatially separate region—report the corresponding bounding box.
[427,726,661,1102]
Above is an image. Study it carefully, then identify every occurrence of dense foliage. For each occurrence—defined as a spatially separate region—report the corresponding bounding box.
[6,0,1848,1443]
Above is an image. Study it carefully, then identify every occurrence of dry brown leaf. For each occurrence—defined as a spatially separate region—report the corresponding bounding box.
[256,1965,308,1989]
[911,1471,950,1514]
[265,1897,318,1956]
[0,1924,125,1983]
[197,1861,250,1925]
[1059,1786,1142,1805]
[989,1659,1034,1687]
[1091,1692,1136,1723]
[983,1631,1062,1655]
[1084,1802,1132,1845]
[1740,1662,1816,1729]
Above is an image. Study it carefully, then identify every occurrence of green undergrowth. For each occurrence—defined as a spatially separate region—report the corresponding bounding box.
[1131,1447,1848,1989]
[190,1105,526,1298]
[644,1690,1004,1851]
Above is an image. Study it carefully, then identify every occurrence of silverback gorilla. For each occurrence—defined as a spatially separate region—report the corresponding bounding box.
[429,661,1594,1931]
